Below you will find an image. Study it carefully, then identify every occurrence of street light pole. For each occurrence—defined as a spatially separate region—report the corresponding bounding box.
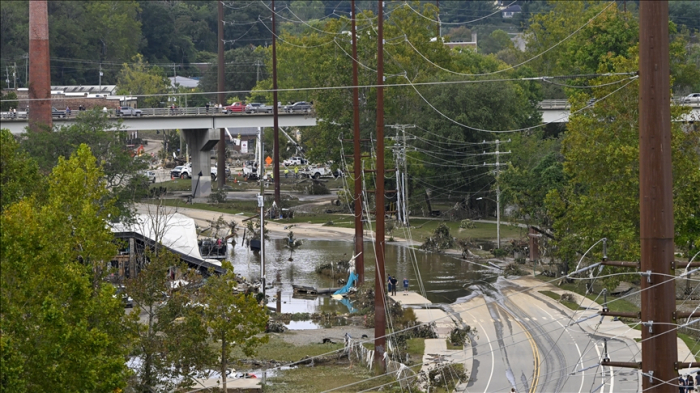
[477,196,499,249]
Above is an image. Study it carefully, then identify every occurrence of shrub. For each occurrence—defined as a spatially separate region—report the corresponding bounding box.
[459,219,476,229]
[421,223,455,252]
[491,248,508,257]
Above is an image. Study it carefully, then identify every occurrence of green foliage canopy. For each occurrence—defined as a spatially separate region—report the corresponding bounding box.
[1,144,133,391]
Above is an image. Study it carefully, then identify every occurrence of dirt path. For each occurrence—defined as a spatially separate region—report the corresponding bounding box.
[135,203,361,241]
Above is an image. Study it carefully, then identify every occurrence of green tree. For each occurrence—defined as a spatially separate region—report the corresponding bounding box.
[117,54,171,108]
[547,53,700,278]
[500,132,565,231]
[0,90,18,111]
[19,109,149,221]
[1,144,133,391]
[198,46,268,104]
[0,129,42,211]
[201,261,269,393]
[478,29,514,55]
[126,245,211,392]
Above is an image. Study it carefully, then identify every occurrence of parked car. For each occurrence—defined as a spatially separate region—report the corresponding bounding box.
[283,156,308,166]
[140,170,156,183]
[52,107,66,118]
[245,103,273,113]
[683,93,700,103]
[283,101,312,113]
[223,102,245,114]
[117,106,143,116]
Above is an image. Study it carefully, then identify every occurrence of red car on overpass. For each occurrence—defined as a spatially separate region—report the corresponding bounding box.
[223,102,245,114]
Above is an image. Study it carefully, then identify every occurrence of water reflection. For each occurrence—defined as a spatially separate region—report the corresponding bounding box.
[226,239,490,313]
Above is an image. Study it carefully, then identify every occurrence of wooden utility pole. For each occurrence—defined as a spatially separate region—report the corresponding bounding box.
[217,0,226,188]
[374,0,387,371]
[638,1,676,391]
[272,0,281,209]
[351,0,364,283]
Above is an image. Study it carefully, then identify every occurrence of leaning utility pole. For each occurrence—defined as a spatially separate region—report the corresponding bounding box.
[272,0,281,209]
[351,0,365,283]
[217,0,226,188]
[28,0,51,131]
[638,1,675,390]
[374,0,387,371]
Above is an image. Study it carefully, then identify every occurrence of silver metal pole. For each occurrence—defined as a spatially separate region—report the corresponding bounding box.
[259,127,266,299]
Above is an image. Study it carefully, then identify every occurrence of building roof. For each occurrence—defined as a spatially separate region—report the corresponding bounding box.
[502,5,522,13]
[111,213,223,273]
[169,76,200,89]
[52,85,117,95]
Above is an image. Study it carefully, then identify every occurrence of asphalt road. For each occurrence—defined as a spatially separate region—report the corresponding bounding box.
[454,280,640,393]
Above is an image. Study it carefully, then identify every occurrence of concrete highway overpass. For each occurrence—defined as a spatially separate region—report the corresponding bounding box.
[0,110,317,134]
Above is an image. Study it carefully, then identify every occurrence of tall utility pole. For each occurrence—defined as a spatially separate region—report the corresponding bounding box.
[28,0,51,131]
[13,63,17,89]
[639,1,675,391]
[351,0,364,283]
[374,0,387,371]
[98,64,103,89]
[217,0,226,189]
[482,139,510,249]
[389,124,415,227]
[272,0,281,209]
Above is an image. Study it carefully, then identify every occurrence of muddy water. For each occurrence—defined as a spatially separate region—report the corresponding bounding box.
[226,239,491,318]
[224,239,492,318]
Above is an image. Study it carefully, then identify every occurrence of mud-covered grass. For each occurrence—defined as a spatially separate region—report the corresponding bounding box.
[535,277,641,315]
[230,335,345,363]
[404,219,525,243]
[406,338,426,357]
[264,365,402,393]
[539,290,582,311]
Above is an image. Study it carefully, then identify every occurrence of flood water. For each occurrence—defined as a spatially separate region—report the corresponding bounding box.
[226,239,492,320]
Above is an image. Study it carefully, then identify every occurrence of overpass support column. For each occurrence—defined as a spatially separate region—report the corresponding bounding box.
[183,128,219,198]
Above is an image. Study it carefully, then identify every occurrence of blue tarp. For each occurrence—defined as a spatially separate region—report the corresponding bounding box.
[338,297,358,313]
[333,271,358,295]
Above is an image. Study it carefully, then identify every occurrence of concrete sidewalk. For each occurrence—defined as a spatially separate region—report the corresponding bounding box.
[389,291,471,388]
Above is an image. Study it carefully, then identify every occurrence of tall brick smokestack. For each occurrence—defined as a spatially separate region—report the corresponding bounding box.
[28,0,51,131]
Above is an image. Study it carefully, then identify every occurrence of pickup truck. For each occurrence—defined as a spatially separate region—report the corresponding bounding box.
[283,157,308,167]
[301,164,332,179]
[117,107,143,117]
[175,164,218,181]
[245,103,273,114]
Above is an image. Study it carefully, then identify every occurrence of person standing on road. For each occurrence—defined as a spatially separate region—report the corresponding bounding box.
[403,277,409,294]
[387,275,393,296]
[390,276,398,296]
[294,166,299,178]
[687,374,695,393]
[284,168,289,178]
[206,102,210,113]
[680,376,687,393]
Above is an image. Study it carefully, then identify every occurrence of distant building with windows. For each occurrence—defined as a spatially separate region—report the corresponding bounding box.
[502,5,522,18]
[14,85,136,111]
